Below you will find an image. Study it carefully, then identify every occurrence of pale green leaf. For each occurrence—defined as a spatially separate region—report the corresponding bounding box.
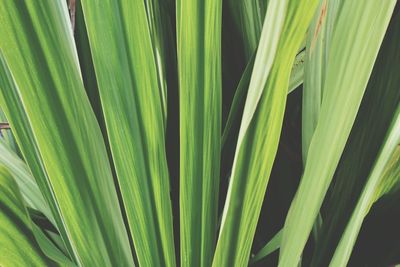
[279,1,397,266]
[250,229,282,264]
[374,147,400,199]
[310,10,400,264]
[222,49,305,148]
[329,105,400,267]
[213,0,318,266]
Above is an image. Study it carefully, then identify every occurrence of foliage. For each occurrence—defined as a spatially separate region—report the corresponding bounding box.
[0,0,399,266]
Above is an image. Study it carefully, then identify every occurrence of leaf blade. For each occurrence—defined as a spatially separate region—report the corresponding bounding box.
[79,0,176,265]
[0,1,134,265]
[279,2,397,266]
[177,0,222,265]
[0,166,53,267]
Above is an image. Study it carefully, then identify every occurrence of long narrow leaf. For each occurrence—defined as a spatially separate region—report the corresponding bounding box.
[0,2,134,266]
[177,0,222,265]
[213,0,318,265]
[32,224,76,266]
[250,229,282,264]
[0,109,17,151]
[80,0,176,266]
[0,53,76,262]
[228,0,266,59]
[302,0,342,163]
[301,0,327,162]
[279,1,397,266]
[222,50,305,148]
[0,166,53,266]
[311,9,400,265]
[0,140,52,224]
[329,105,400,267]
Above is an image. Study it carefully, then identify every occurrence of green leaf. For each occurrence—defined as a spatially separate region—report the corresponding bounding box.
[374,147,400,200]
[0,53,76,262]
[213,0,318,266]
[288,50,306,94]
[228,0,266,60]
[0,166,53,266]
[73,0,103,130]
[329,105,400,267]
[222,49,305,148]
[302,0,342,163]
[0,109,17,151]
[177,0,222,265]
[79,0,175,266]
[145,0,174,121]
[222,55,255,148]
[0,145,72,265]
[310,9,400,265]
[250,229,282,264]
[0,140,53,225]
[0,1,134,266]
[301,0,327,163]
[279,1,397,266]
[32,224,76,267]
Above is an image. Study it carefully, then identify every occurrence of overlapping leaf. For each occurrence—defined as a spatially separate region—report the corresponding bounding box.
[0,1,134,266]
[279,1,397,266]
[213,0,318,266]
[228,0,266,60]
[80,0,175,266]
[0,53,76,262]
[302,0,342,163]
[330,106,400,267]
[0,166,53,266]
[311,9,400,265]
[0,109,17,151]
[0,140,52,224]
